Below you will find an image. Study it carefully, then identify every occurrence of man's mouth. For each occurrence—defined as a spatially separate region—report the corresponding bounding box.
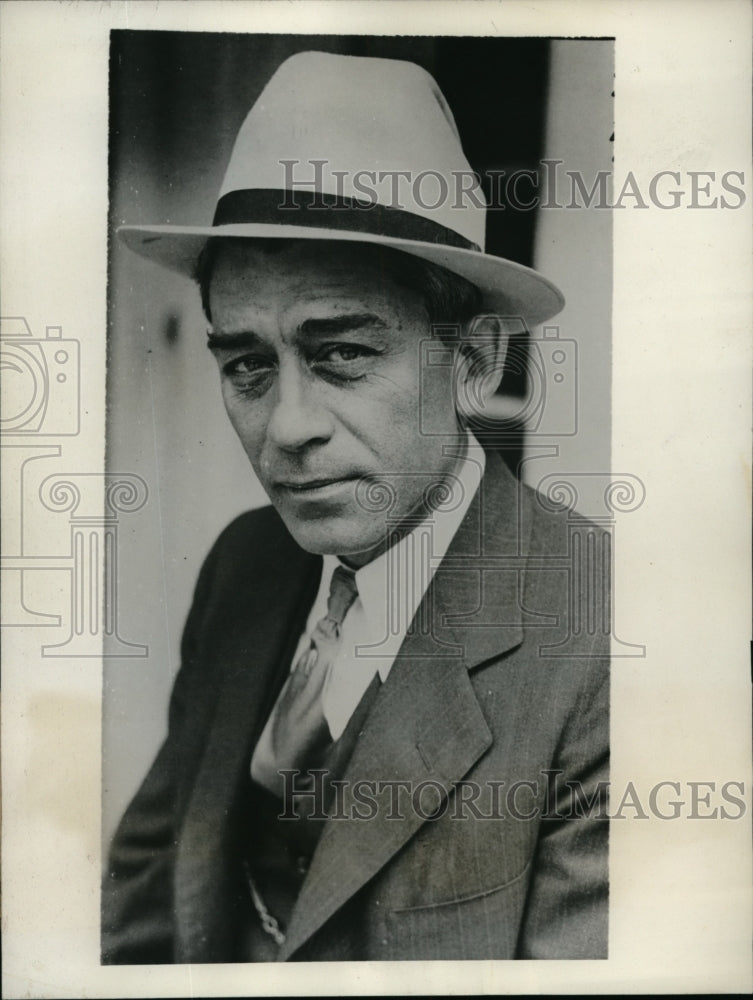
[274,475,360,495]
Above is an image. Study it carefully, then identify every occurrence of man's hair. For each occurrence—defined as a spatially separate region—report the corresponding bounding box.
[195,237,483,328]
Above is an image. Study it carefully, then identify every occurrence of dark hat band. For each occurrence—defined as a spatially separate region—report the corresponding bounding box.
[212,189,481,252]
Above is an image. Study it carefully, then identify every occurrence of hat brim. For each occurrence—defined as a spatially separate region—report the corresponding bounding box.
[118,223,564,328]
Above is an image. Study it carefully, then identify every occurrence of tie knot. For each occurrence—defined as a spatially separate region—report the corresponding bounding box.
[325,565,358,627]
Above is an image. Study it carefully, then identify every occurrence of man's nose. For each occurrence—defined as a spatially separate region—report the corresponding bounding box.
[265,363,334,451]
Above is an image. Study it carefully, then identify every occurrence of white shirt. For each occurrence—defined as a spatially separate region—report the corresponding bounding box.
[291,433,486,740]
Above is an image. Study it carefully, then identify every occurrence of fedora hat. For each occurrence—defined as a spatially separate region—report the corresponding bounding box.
[119,50,564,326]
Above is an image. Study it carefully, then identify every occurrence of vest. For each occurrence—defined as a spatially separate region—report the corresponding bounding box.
[234,674,382,961]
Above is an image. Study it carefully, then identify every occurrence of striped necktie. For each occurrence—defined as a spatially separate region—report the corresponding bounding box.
[251,565,358,796]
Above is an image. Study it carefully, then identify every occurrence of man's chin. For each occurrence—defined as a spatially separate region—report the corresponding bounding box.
[278,512,389,565]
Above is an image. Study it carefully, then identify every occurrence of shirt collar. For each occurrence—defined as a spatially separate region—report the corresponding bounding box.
[326,431,486,637]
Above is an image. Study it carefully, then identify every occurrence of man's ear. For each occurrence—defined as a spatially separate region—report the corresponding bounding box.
[454,314,510,425]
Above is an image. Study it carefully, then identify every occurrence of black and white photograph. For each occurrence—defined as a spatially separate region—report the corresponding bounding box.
[103,31,613,965]
[1,1,751,997]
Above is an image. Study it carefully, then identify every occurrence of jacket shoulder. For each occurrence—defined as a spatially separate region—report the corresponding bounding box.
[215,503,289,545]
[209,504,301,566]
[513,477,611,663]
[518,477,607,552]
[185,504,313,624]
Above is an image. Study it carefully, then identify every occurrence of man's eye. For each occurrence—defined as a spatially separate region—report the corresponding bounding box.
[324,345,366,362]
[223,356,273,378]
[313,344,379,376]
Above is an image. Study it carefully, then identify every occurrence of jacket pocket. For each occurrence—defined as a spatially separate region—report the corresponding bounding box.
[385,860,531,961]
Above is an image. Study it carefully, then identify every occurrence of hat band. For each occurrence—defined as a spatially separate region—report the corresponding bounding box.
[212,189,481,252]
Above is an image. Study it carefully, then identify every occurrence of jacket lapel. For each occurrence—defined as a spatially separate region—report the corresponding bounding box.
[174,536,320,961]
[280,452,532,959]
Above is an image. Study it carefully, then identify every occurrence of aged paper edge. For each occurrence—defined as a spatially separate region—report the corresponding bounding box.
[1,1,751,997]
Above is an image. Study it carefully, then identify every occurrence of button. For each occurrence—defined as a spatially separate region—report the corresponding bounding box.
[295,855,310,875]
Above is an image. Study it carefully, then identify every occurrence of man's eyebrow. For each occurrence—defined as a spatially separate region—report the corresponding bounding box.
[300,314,387,337]
[206,331,263,352]
[206,314,386,352]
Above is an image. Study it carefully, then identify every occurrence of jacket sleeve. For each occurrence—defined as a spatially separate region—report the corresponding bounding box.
[515,653,610,959]
[101,528,227,964]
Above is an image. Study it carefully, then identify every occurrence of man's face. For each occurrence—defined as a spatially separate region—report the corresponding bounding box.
[207,240,463,565]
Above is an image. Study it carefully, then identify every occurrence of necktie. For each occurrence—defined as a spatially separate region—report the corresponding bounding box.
[251,565,358,796]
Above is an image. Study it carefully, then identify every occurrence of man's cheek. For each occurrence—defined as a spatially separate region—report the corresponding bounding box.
[224,411,266,471]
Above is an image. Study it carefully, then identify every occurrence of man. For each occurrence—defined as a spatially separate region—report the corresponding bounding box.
[103,50,609,963]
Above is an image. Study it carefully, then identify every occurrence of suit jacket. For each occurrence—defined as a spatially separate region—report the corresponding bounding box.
[102,451,609,962]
